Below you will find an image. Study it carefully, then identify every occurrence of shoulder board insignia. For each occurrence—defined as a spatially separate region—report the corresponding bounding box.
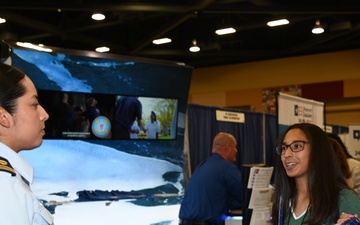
[0,156,16,176]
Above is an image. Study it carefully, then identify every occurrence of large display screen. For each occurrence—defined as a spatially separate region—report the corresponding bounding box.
[38,90,178,140]
[2,42,192,225]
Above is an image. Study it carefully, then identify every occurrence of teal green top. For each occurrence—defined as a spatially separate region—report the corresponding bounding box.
[285,189,360,225]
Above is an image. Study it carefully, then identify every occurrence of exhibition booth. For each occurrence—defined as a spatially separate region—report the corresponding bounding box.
[1,41,355,225]
[1,41,192,225]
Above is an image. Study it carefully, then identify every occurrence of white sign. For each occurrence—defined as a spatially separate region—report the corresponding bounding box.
[348,124,360,160]
[216,110,245,123]
[250,207,272,225]
[277,92,324,128]
[248,187,274,209]
[247,166,274,189]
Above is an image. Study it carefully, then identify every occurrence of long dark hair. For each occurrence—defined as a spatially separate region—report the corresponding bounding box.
[0,63,26,115]
[327,132,354,159]
[151,111,157,122]
[329,137,352,180]
[271,123,348,225]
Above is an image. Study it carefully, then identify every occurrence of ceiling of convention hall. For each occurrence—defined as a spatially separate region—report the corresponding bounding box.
[1,0,360,68]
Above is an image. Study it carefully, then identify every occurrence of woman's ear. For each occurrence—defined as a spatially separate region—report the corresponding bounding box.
[0,107,11,128]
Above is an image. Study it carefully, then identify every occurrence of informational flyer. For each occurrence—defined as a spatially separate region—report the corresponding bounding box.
[248,187,274,209]
[249,207,272,225]
[247,166,274,225]
[247,167,274,189]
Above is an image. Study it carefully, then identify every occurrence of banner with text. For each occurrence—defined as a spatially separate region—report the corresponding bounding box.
[348,124,360,160]
[277,92,324,135]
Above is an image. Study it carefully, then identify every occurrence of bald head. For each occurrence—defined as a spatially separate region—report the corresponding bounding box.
[212,132,238,162]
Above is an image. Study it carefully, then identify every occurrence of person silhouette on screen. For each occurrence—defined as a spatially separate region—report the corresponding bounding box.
[83,97,101,138]
[53,92,77,138]
[144,111,160,139]
[0,63,54,225]
[130,120,140,139]
[83,97,100,126]
[113,96,144,139]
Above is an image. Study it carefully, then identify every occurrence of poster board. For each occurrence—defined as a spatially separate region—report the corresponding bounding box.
[348,124,360,160]
[277,92,325,135]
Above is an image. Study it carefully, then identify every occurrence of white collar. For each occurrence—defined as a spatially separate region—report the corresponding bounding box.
[291,206,308,220]
[289,200,310,220]
[0,142,33,184]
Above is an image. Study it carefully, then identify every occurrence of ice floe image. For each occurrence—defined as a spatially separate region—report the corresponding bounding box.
[20,140,183,225]
[10,44,192,225]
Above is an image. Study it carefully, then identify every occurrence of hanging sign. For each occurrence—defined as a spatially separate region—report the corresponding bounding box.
[216,110,245,123]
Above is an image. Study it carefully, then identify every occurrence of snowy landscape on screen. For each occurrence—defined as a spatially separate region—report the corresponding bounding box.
[20,140,183,225]
[11,45,191,225]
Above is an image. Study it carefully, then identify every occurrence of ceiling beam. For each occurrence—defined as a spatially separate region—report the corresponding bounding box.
[286,24,360,54]
[130,13,196,54]
[130,0,215,53]
[0,2,359,14]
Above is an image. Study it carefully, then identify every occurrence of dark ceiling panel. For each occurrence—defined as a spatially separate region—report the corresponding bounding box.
[1,0,360,68]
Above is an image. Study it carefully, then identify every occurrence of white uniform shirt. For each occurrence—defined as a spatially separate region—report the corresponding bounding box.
[145,121,160,139]
[130,121,140,139]
[0,142,54,225]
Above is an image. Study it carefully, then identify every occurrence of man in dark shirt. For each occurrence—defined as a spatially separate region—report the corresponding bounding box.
[179,132,242,225]
[113,96,144,139]
[54,93,77,138]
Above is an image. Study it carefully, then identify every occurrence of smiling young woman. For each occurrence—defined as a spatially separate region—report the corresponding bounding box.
[271,123,360,225]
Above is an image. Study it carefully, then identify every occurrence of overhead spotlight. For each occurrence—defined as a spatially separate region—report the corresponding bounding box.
[215,27,236,35]
[267,19,289,27]
[152,38,172,45]
[95,46,110,53]
[312,19,324,34]
[92,12,105,21]
[0,17,6,24]
[189,39,200,52]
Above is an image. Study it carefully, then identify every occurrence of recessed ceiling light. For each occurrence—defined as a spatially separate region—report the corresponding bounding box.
[152,38,172,45]
[215,27,236,35]
[0,17,6,24]
[267,19,289,27]
[92,13,105,21]
[189,46,200,52]
[95,46,110,52]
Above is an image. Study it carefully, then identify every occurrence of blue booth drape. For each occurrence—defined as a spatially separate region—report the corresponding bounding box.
[187,103,277,174]
[186,103,277,225]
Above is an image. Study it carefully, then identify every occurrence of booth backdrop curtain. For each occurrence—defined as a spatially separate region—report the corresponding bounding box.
[186,103,277,175]
[185,103,277,225]
[265,113,278,169]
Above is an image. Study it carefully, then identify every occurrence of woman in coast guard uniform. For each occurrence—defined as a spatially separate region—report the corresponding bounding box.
[0,63,54,225]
